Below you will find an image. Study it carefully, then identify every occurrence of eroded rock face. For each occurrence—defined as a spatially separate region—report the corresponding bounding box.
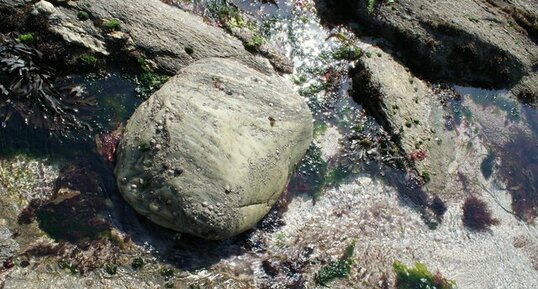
[115,58,312,240]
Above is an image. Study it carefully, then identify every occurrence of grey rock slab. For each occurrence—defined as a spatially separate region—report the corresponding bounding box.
[353,46,456,195]
[66,0,274,74]
[22,0,276,73]
[115,57,312,240]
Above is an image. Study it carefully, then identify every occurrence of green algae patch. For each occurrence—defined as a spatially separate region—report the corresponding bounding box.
[314,240,356,286]
[393,261,455,289]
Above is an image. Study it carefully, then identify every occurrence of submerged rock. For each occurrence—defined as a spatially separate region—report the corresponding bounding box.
[115,58,312,240]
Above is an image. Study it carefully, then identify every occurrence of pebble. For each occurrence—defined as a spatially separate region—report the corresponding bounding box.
[149,203,160,212]
[131,184,138,189]
[105,198,114,208]
[202,202,209,207]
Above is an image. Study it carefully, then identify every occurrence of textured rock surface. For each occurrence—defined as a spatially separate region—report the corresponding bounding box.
[115,58,312,239]
[322,0,538,91]
[24,0,276,74]
[0,225,18,263]
[353,46,456,195]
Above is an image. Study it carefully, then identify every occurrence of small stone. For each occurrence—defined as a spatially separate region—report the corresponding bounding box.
[121,177,128,184]
[208,205,214,210]
[202,202,209,207]
[149,203,159,212]
[34,0,56,15]
[174,168,183,176]
[155,144,162,150]
[131,184,137,190]
[105,198,114,208]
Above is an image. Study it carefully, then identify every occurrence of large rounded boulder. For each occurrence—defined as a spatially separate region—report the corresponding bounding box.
[115,58,312,239]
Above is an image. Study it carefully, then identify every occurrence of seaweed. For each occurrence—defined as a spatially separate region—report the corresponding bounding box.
[131,257,144,270]
[135,57,169,98]
[0,34,95,135]
[393,261,455,289]
[314,241,355,286]
[207,0,245,30]
[462,196,499,230]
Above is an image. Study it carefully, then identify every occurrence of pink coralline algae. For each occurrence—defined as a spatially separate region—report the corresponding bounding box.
[410,149,427,161]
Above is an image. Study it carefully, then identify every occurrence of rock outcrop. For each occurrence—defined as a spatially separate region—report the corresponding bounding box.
[21,0,278,74]
[321,0,538,94]
[352,46,456,197]
[115,58,312,239]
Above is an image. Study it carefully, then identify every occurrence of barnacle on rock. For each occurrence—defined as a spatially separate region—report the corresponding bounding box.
[0,33,95,135]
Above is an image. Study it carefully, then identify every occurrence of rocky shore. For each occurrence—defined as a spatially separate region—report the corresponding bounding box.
[0,0,536,288]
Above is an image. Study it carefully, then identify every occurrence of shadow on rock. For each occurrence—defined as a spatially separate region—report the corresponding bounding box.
[18,163,112,243]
